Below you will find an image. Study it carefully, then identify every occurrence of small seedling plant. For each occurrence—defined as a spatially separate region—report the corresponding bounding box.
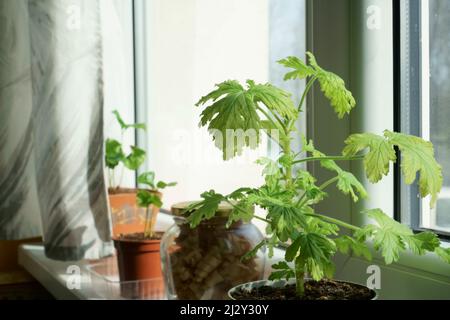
[186,52,450,298]
[137,172,176,238]
[105,110,147,189]
[105,110,176,238]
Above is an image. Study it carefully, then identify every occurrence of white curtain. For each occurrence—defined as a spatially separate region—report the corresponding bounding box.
[0,0,122,260]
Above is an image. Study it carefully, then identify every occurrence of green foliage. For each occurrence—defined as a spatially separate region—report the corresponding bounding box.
[356,209,440,264]
[105,139,124,169]
[303,137,368,202]
[190,53,448,298]
[279,52,355,118]
[137,190,162,209]
[105,110,148,188]
[106,111,177,238]
[344,130,443,207]
[122,146,146,170]
[196,80,296,159]
[138,171,177,191]
[268,262,295,281]
[112,110,146,131]
[186,190,225,228]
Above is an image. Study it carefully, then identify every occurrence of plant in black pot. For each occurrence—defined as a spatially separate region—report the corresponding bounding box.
[185,52,450,300]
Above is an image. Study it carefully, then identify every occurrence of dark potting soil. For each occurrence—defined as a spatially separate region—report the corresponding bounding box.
[117,232,164,241]
[232,279,375,300]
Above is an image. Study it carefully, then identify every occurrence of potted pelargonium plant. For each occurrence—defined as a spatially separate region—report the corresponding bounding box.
[105,111,176,284]
[186,52,450,300]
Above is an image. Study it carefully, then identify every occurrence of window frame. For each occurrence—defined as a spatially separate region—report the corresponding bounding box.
[394,0,450,240]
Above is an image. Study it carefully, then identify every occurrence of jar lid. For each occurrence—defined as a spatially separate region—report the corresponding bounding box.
[171,201,235,217]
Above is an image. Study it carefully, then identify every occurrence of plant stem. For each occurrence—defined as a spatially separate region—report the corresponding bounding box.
[298,75,318,112]
[144,206,153,238]
[257,106,287,135]
[254,215,271,224]
[292,154,365,166]
[319,176,339,190]
[118,129,125,188]
[295,258,306,298]
[306,213,361,232]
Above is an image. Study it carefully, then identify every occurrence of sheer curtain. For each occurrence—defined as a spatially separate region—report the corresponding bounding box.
[0,0,129,260]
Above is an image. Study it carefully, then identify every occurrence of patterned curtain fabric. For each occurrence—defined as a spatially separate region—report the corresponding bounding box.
[0,0,113,260]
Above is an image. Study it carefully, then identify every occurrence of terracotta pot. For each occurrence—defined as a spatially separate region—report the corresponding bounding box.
[113,237,164,299]
[113,238,163,280]
[108,188,161,237]
[108,188,164,299]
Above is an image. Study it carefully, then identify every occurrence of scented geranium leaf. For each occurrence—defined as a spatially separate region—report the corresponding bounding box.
[156,181,177,189]
[402,231,440,256]
[336,171,368,202]
[384,131,443,207]
[227,187,255,200]
[105,138,124,169]
[241,239,266,262]
[123,146,146,170]
[435,247,450,264]
[137,172,155,189]
[269,262,295,281]
[295,232,337,281]
[136,190,162,208]
[306,52,355,118]
[187,190,225,227]
[227,199,255,227]
[306,258,335,280]
[364,209,412,264]
[343,133,397,183]
[247,80,298,121]
[303,137,367,202]
[285,237,302,262]
[267,204,309,241]
[112,110,146,131]
[196,80,261,160]
[278,56,315,80]
[256,157,280,176]
[305,215,340,236]
[335,236,372,261]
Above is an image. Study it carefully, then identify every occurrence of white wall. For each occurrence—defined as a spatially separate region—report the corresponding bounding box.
[143,0,269,209]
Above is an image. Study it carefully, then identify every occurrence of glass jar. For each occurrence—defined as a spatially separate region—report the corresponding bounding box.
[161,201,266,300]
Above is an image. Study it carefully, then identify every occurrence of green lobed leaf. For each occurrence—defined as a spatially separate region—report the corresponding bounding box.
[105,138,125,169]
[278,56,315,80]
[362,209,440,264]
[186,190,225,228]
[138,172,156,189]
[306,52,356,119]
[344,131,443,207]
[343,133,397,183]
[269,262,295,281]
[435,247,450,264]
[196,80,262,160]
[335,235,372,261]
[112,110,146,131]
[123,146,146,170]
[293,232,337,281]
[384,131,443,207]
[136,190,162,208]
[247,80,298,121]
[267,204,309,242]
[156,181,177,189]
[303,137,368,202]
